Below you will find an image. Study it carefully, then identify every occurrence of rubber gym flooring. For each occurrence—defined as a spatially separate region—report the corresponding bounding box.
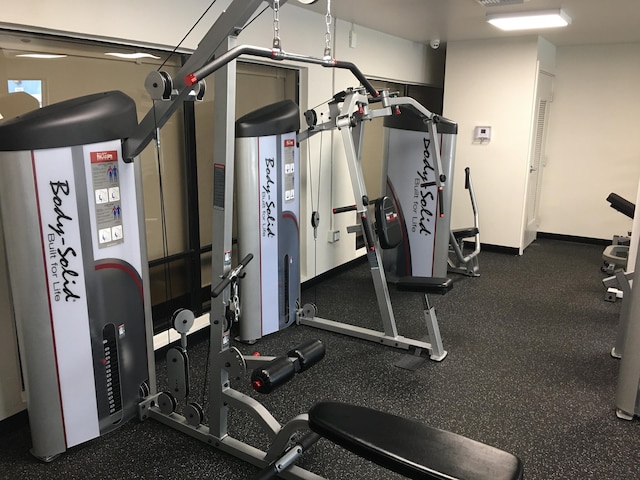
[1,237,639,479]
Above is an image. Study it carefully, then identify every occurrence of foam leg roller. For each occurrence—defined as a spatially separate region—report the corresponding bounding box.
[251,357,296,394]
[287,339,325,372]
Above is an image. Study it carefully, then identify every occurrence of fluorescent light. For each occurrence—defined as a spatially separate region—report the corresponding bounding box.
[487,9,571,31]
[16,53,67,59]
[105,52,160,59]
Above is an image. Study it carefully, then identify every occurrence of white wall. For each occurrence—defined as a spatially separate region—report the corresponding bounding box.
[443,37,540,250]
[539,43,640,240]
[444,36,640,249]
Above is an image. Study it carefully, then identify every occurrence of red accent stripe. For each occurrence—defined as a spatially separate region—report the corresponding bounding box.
[282,212,299,234]
[257,138,264,335]
[94,262,144,299]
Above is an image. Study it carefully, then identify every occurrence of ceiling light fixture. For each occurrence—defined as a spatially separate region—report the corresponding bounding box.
[16,53,67,59]
[486,9,571,31]
[105,52,161,59]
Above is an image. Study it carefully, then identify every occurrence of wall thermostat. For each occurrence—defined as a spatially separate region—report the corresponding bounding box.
[474,126,492,143]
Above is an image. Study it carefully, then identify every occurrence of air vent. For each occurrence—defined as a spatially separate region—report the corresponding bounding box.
[476,0,525,6]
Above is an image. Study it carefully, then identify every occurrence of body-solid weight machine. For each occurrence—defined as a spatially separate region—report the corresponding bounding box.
[138,0,521,475]
[298,88,451,362]
[380,111,480,280]
[0,92,152,461]
[448,167,481,277]
[0,1,523,478]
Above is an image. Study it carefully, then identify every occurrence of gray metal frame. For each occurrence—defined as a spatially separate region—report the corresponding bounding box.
[298,89,447,361]
[615,237,640,420]
[606,270,634,358]
[129,1,384,477]
[448,169,481,277]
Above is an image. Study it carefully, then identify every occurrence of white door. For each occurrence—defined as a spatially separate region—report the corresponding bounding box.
[522,70,554,251]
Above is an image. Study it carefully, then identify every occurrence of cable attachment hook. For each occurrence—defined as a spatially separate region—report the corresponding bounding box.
[323,0,333,60]
[273,0,282,50]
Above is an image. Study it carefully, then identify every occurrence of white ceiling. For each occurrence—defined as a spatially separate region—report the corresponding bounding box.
[294,0,640,47]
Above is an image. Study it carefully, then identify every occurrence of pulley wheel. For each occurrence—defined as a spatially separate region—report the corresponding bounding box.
[184,402,204,427]
[158,391,177,415]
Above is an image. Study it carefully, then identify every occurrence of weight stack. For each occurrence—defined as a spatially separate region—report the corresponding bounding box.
[0,91,152,460]
[381,111,458,279]
[235,100,301,343]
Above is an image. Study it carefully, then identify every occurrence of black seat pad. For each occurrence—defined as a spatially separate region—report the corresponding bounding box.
[606,193,635,219]
[452,227,479,240]
[308,402,523,480]
[396,277,453,295]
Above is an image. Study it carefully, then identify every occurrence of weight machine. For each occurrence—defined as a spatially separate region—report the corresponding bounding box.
[379,110,481,279]
[448,167,481,277]
[613,183,640,420]
[298,88,450,362]
[0,0,523,477]
[616,233,640,420]
[136,0,520,475]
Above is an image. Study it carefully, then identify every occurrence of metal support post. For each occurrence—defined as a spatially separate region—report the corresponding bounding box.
[208,35,238,439]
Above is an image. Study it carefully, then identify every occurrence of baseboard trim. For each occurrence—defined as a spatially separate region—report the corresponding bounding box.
[479,243,520,255]
[537,232,610,246]
[0,409,28,433]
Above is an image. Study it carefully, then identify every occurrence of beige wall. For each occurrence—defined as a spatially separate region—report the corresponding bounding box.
[539,43,640,239]
[443,37,540,250]
[444,37,640,248]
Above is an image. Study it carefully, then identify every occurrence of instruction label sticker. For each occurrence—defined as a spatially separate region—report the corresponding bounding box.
[90,150,124,248]
[283,138,295,202]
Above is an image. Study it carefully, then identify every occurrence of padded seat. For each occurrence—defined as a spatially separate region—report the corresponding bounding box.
[308,402,523,480]
[606,193,635,219]
[452,227,479,241]
[396,276,453,295]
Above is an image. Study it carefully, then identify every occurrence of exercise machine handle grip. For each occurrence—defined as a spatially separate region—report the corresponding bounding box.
[329,60,378,98]
[211,253,254,298]
[333,204,357,214]
[185,45,378,99]
[360,213,376,251]
[252,432,321,480]
[465,167,471,190]
[437,187,445,218]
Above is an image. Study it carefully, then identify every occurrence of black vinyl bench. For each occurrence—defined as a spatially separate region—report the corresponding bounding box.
[309,401,523,480]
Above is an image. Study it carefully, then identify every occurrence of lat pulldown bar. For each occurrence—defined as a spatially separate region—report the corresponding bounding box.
[184,44,378,98]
